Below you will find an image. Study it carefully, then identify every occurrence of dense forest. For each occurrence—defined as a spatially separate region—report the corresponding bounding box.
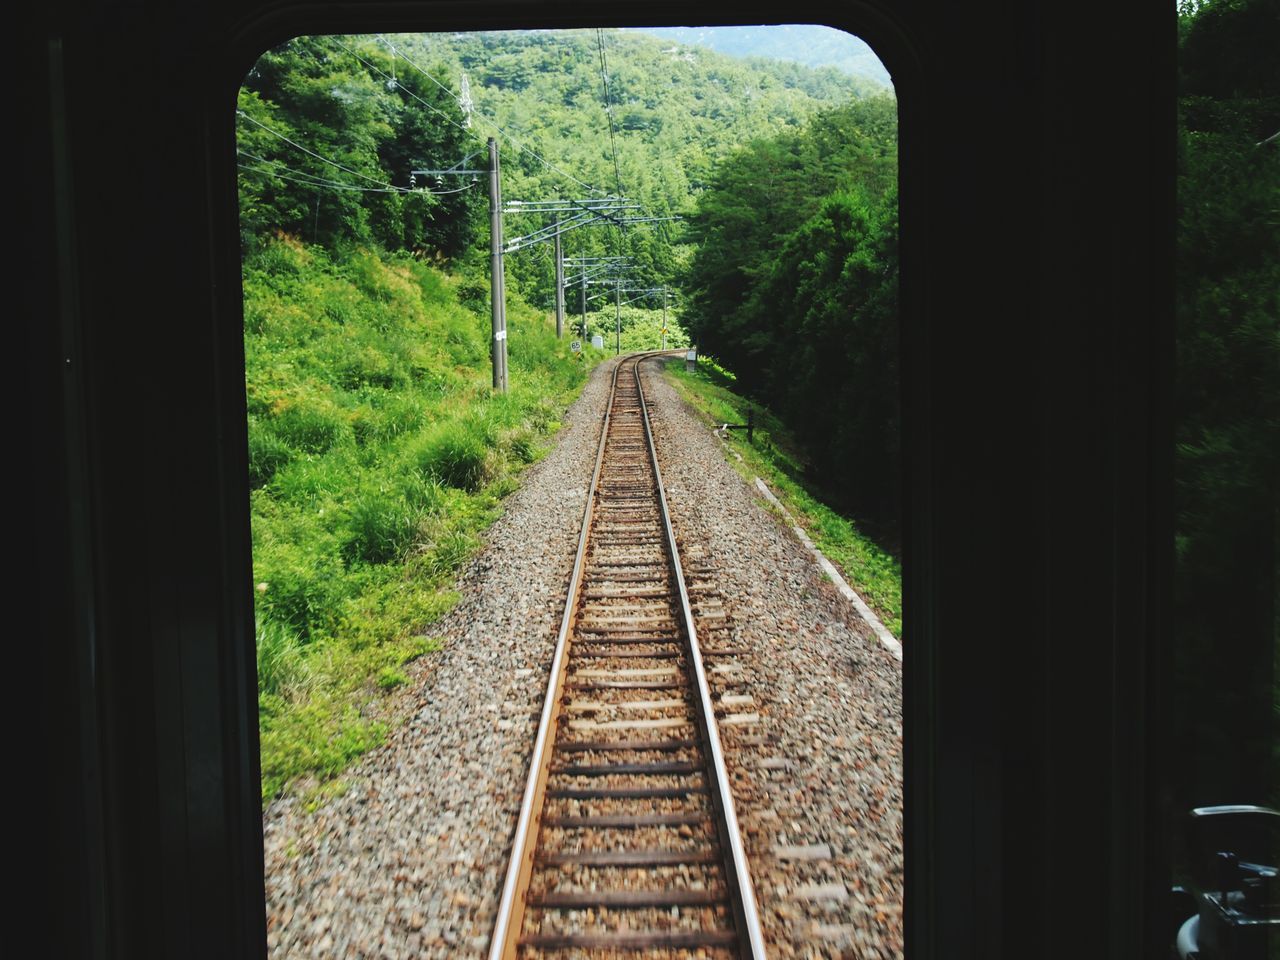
[1173,0,1279,813]
[680,97,900,536]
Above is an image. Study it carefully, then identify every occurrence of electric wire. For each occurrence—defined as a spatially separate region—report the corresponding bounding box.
[595,29,625,199]
[236,110,407,190]
[238,149,477,195]
[239,163,476,196]
[334,39,476,142]
[372,34,608,198]
[594,29,629,274]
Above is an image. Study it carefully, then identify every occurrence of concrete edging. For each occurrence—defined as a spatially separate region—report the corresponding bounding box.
[753,477,903,663]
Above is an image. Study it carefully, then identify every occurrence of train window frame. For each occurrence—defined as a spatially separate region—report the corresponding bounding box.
[219,9,923,956]
[35,1,1176,957]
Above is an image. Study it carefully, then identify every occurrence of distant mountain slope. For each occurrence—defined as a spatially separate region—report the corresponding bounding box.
[403,29,875,194]
[394,29,886,299]
[628,25,892,89]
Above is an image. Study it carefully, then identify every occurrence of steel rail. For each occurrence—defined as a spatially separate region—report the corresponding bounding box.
[487,358,624,960]
[488,351,764,959]
[632,355,768,959]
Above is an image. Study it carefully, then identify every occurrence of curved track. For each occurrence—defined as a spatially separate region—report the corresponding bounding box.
[489,353,766,959]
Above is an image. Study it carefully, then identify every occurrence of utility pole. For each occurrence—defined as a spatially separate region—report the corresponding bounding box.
[411,148,509,389]
[488,138,508,393]
[615,279,622,355]
[581,272,588,339]
[553,229,565,339]
[661,286,668,351]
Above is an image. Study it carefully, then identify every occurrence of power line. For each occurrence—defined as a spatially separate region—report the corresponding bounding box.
[236,110,407,191]
[238,149,477,196]
[334,38,475,142]
[238,163,406,194]
[596,29,624,199]
[374,35,608,198]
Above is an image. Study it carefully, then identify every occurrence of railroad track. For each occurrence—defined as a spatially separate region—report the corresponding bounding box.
[489,353,766,959]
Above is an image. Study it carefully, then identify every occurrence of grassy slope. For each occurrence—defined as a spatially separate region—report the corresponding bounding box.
[244,236,603,802]
[663,358,902,639]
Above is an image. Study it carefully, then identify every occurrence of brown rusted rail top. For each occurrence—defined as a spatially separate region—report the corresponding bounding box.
[488,353,766,959]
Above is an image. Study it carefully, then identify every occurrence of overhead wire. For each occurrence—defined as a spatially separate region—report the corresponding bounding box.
[372,34,608,198]
[239,163,476,196]
[239,164,404,194]
[333,38,476,141]
[594,29,629,273]
[236,110,408,190]
[237,148,477,195]
[595,29,625,199]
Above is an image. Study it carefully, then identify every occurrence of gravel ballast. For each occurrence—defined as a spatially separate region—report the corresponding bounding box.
[262,354,903,959]
[642,357,903,958]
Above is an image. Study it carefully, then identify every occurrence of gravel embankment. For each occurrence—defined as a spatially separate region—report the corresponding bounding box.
[263,354,903,960]
[642,358,903,959]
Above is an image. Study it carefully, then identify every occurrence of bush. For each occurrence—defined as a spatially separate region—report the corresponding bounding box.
[414,420,491,491]
[255,542,348,639]
[342,494,423,565]
[508,428,540,464]
[247,419,292,487]
[243,236,594,801]
[270,398,349,454]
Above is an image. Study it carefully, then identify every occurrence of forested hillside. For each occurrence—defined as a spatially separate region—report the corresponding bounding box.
[680,97,900,536]
[240,31,868,308]
[631,25,893,88]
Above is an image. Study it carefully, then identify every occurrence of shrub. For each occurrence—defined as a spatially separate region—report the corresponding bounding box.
[414,420,490,491]
[270,452,357,504]
[508,428,540,464]
[418,524,476,580]
[270,399,349,454]
[247,419,293,488]
[342,494,423,566]
[255,542,348,639]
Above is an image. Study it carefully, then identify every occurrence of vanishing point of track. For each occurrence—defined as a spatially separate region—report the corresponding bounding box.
[489,353,766,959]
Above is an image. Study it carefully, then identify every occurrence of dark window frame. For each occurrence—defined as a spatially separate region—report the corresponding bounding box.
[30,2,1174,958]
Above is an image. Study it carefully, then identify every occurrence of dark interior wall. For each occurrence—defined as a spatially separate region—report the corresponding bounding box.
[25,1,1173,957]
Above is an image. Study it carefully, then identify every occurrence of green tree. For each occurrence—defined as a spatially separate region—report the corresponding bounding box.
[1173,0,1280,810]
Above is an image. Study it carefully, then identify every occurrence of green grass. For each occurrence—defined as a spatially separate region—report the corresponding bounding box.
[246,236,605,803]
[663,358,902,639]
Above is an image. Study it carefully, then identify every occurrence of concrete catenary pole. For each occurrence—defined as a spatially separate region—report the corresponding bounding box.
[614,279,621,355]
[553,229,565,340]
[488,137,508,392]
[661,286,668,351]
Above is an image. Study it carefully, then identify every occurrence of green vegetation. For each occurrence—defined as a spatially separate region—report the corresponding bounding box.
[239,28,896,802]
[394,30,870,306]
[575,304,691,354]
[1173,0,1279,811]
[633,26,892,88]
[663,359,901,638]
[680,97,900,534]
[245,237,597,801]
